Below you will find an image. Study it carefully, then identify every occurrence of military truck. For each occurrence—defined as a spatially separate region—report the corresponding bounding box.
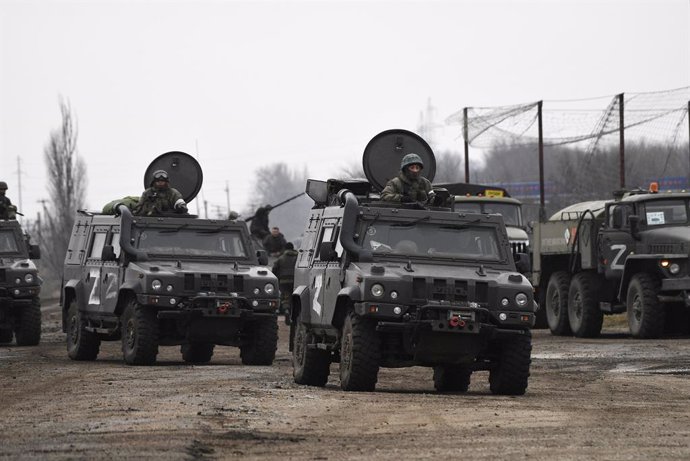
[61,152,279,365]
[535,184,690,338]
[290,129,535,394]
[0,219,41,345]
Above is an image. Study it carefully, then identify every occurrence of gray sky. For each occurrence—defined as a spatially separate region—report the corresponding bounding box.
[1,0,688,220]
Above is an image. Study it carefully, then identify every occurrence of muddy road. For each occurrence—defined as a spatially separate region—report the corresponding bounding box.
[1,302,690,460]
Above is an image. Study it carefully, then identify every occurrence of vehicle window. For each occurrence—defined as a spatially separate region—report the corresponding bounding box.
[608,204,633,228]
[89,232,107,259]
[110,231,121,258]
[315,225,335,260]
[455,203,481,214]
[362,222,502,261]
[481,203,521,226]
[334,227,343,257]
[135,228,247,258]
[643,200,688,226]
[0,230,19,253]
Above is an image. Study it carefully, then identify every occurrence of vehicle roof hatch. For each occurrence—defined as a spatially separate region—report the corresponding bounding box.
[144,151,203,203]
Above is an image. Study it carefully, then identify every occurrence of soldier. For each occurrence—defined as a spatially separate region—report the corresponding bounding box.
[0,182,17,220]
[263,226,287,257]
[250,205,272,240]
[133,170,188,216]
[272,242,298,322]
[380,153,432,203]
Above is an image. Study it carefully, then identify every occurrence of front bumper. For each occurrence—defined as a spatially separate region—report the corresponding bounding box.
[137,293,279,320]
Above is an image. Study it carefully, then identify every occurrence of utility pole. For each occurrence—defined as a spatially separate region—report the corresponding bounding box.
[463,107,470,183]
[225,181,231,216]
[538,101,545,222]
[618,93,625,189]
[203,200,208,219]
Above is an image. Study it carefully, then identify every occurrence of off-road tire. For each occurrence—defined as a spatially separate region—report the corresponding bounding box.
[121,300,159,365]
[627,273,664,339]
[339,311,380,392]
[0,329,13,343]
[292,321,330,386]
[489,331,532,396]
[14,297,41,346]
[546,271,572,336]
[568,272,603,338]
[240,317,278,365]
[433,366,471,392]
[66,300,100,360]
[181,343,215,363]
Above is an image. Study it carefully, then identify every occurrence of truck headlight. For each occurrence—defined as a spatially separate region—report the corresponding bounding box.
[15,277,21,285]
[670,263,681,275]
[166,284,174,292]
[151,279,162,291]
[24,274,34,283]
[264,283,275,295]
[371,283,384,297]
[515,292,529,307]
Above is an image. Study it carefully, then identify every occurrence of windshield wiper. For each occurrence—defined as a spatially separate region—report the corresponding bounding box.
[392,215,430,227]
[196,225,231,234]
[159,223,189,234]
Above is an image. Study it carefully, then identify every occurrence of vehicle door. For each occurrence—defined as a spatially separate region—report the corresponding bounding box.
[308,219,338,326]
[599,203,636,280]
[321,221,344,326]
[84,226,109,311]
[100,225,122,315]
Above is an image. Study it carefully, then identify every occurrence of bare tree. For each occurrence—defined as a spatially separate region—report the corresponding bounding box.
[37,99,87,285]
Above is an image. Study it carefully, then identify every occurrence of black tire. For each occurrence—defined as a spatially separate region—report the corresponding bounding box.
[121,300,159,365]
[240,317,278,365]
[568,272,603,338]
[181,343,215,363]
[627,273,664,339]
[0,329,13,344]
[545,271,572,336]
[66,300,100,360]
[14,297,41,346]
[433,366,471,392]
[489,331,532,396]
[339,311,380,392]
[292,321,330,386]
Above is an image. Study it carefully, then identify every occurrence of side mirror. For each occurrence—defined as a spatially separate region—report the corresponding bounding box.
[101,245,117,262]
[514,252,531,274]
[629,215,641,240]
[319,241,338,261]
[612,206,624,229]
[28,244,41,260]
[256,250,268,266]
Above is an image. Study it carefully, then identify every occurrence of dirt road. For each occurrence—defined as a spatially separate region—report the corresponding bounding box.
[1,302,690,460]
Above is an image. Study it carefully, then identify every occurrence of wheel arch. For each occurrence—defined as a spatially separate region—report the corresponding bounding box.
[619,256,661,302]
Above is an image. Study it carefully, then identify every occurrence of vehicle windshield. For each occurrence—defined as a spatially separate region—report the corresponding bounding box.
[362,221,503,261]
[134,228,248,258]
[641,199,688,226]
[455,202,522,226]
[0,230,20,254]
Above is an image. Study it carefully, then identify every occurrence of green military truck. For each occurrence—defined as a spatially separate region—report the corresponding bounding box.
[535,185,690,338]
[61,152,279,365]
[0,219,41,345]
[290,129,535,394]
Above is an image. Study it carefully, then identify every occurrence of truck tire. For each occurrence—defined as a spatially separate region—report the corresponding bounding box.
[240,317,278,365]
[489,331,532,395]
[546,271,572,336]
[66,300,100,360]
[339,311,380,391]
[0,329,13,343]
[568,272,603,338]
[181,343,215,363]
[292,321,330,386]
[121,300,159,365]
[627,273,664,339]
[14,297,41,346]
[433,366,471,392]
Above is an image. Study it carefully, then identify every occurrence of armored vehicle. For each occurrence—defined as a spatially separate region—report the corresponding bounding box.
[535,184,690,338]
[290,130,535,394]
[0,219,41,345]
[61,152,279,365]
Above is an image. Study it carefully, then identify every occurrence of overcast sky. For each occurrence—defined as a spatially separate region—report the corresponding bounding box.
[1,0,688,221]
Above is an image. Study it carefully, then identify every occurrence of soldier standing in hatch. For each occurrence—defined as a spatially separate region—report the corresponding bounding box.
[133,170,188,216]
[250,205,272,241]
[0,182,17,220]
[263,226,287,257]
[380,153,432,203]
[272,242,298,322]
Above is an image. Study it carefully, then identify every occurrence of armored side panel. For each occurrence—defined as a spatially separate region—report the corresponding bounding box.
[144,151,203,203]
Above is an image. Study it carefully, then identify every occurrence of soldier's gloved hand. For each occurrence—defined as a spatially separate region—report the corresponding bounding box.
[401,195,414,203]
[175,201,188,213]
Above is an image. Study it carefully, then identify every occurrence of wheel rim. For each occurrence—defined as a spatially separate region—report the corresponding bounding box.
[572,291,583,321]
[632,293,643,323]
[549,290,561,317]
[69,314,79,344]
[126,318,136,349]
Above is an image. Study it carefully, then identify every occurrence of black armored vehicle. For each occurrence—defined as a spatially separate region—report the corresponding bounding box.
[290,130,535,394]
[61,152,279,365]
[0,219,41,345]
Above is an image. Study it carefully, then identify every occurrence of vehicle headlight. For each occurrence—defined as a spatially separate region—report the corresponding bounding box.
[390,291,398,299]
[253,287,261,295]
[515,292,529,307]
[264,283,275,295]
[24,274,34,283]
[151,279,162,291]
[670,263,681,275]
[166,284,174,292]
[371,283,384,297]
[501,297,510,307]
[15,277,21,285]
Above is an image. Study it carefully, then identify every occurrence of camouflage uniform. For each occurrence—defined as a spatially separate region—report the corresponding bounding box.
[0,182,16,220]
[380,172,432,203]
[134,187,185,216]
[272,247,298,318]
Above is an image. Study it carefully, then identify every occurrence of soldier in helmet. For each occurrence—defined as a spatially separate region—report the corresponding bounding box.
[133,170,188,216]
[380,153,432,203]
[0,181,17,220]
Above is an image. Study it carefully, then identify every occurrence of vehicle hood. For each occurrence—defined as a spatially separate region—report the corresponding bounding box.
[349,261,528,285]
[131,260,274,278]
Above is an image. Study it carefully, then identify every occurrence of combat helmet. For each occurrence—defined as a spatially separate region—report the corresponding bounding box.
[400,153,424,171]
[150,170,169,186]
[0,181,7,190]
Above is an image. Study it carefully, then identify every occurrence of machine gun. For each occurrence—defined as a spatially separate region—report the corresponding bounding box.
[247,192,306,241]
